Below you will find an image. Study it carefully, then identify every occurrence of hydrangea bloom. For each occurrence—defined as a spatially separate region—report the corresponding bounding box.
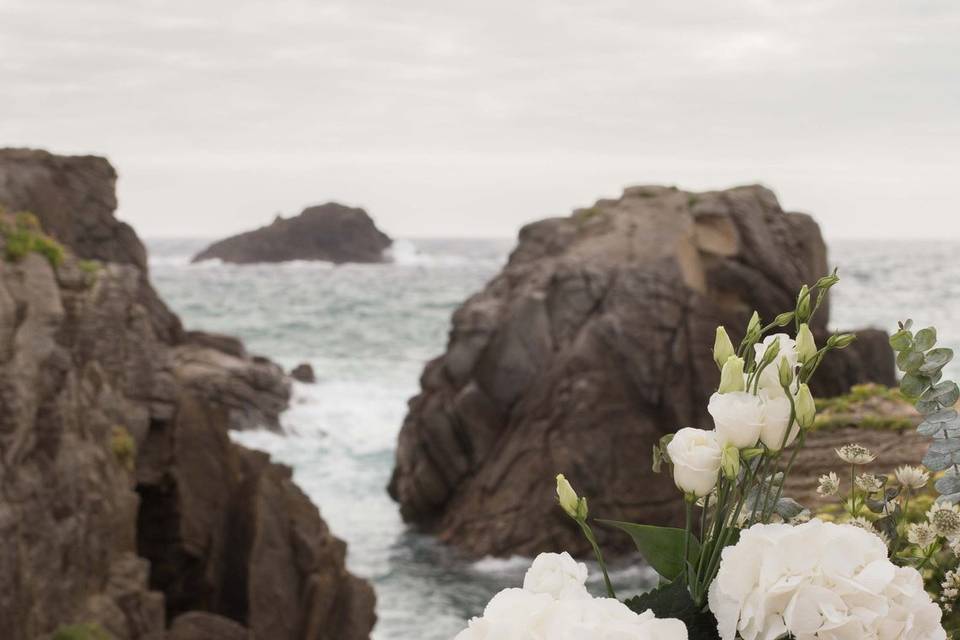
[454,552,688,639]
[708,519,945,640]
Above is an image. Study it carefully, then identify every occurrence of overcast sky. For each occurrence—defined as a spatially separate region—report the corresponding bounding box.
[1,0,958,240]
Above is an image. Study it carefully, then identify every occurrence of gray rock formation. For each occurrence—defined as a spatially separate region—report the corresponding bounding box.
[389,184,895,557]
[0,148,375,640]
[192,203,392,264]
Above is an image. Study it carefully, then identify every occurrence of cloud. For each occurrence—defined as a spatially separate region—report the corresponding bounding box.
[0,0,957,238]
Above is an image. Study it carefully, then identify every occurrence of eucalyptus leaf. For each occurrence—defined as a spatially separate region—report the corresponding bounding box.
[890,329,913,352]
[897,349,925,373]
[915,327,937,351]
[936,475,960,495]
[600,521,699,581]
[926,438,960,455]
[939,493,960,505]
[922,380,960,408]
[901,373,929,399]
[873,514,899,542]
[926,408,958,423]
[919,348,954,376]
[922,446,959,471]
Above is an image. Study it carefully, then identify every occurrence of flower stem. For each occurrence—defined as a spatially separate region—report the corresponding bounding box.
[577,519,616,599]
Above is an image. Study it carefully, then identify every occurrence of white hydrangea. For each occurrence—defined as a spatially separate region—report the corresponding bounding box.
[708,519,945,640]
[455,552,688,640]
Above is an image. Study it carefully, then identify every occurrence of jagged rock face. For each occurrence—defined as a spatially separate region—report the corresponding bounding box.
[192,203,392,264]
[0,148,147,270]
[389,185,895,557]
[0,151,375,639]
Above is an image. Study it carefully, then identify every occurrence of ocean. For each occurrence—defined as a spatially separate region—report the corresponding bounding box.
[147,237,960,640]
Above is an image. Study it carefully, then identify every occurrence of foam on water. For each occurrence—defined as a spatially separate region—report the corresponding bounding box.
[148,236,960,639]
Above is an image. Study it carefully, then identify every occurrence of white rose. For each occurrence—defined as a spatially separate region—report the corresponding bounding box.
[666,428,722,497]
[758,389,798,451]
[708,391,764,449]
[522,552,590,601]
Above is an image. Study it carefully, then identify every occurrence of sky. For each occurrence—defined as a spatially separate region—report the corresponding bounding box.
[1,0,958,240]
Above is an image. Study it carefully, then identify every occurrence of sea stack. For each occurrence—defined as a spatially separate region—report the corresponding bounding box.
[192,202,392,264]
[388,184,897,558]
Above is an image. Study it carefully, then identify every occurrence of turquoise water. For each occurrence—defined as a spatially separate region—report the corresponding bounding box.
[147,237,960,639]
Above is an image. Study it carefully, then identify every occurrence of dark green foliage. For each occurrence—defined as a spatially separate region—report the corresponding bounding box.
[624,580,720,639]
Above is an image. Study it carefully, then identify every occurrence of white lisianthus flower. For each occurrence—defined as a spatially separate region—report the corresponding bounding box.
[757,389,797,451]
[522,552,590,601]
[455,553,688,640]
[753,333,798,393]
[666,428,722,497]
[708,519,945,640]
[708,391,763,449]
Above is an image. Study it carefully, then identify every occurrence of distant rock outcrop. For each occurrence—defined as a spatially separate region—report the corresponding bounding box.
[192,203,392,264]
[388,184,896,558]
[290,363,317,384]
[0,148,375,640]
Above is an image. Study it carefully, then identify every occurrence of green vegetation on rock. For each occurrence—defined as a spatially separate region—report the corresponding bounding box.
[812,383,917,432]
[110,425,136,471]
[52,623,111,640]
[0,208,65,267]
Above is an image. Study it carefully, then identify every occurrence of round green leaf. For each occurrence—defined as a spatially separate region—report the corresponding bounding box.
[915,327,937,351]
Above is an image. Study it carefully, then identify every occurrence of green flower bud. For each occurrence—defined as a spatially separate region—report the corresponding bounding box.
[713,326,736,369]
[746,311,761,335]
[718,356,746,393]
[815,269,840,291]
[796,323,817,363]
[795,383,816,429]
[721,443,740,480]
[577,496,589,520]
[827,333,857,349]
[556,474,581,519]
[778,357,793,388]
[760,337,781,365]
[741,447,764,460]
[773,311,795,327]
[796,285,811,323]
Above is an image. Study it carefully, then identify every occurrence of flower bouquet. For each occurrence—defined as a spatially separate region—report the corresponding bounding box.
[454,273,958,639]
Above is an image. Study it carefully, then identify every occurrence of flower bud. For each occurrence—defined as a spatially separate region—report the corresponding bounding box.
[721,443,740,480]
[772,311,795,327]
[796,323,817,363]
[827,333,857,349]
[713,326,736,369]
[746,311,760,335]
[815,269,840,291]
[556,474,582,519]
[718,356,746,393]
[796,285,811,323]
[741,447,764,460]
[760,337,780,365]
[778,357,793,388]
[795,383,816,429]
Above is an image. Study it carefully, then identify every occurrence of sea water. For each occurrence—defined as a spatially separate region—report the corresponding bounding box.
[148,237,960,640]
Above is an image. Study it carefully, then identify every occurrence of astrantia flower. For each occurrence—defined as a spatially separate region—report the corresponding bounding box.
[836,443,876,465]
[847,515,889,546]
[909,522,939,548]
[790,509,811,525]
[708,519,945,640]
[817,472,840,497]
[928,502,960,538]
[455,553,689,639]
[856,473,884,493]
[896,465,930,490]
[941,570,960,612]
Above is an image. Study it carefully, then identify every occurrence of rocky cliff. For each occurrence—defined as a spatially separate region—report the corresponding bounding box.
[191,203,392,265]
[0,148,375,640]
[388,184,896,557]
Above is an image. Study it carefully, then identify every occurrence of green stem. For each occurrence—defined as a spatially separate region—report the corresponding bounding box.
[578,520,616,599]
